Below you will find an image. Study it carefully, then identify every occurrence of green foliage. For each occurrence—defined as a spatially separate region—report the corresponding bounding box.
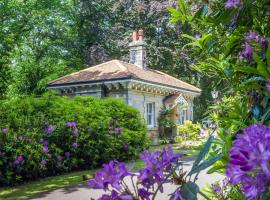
[177,120,201,142]
[0,93,149,186]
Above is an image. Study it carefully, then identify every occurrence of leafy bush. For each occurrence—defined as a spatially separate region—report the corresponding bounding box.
[177,120,201,142]
[0,93,149,186]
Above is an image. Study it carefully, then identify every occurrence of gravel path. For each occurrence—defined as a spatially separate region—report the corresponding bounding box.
[27,157,224,200]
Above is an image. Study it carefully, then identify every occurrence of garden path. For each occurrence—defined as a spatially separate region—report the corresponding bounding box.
[26,157,224,200]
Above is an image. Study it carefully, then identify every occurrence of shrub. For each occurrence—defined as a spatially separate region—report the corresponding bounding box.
[177,120,201,142]
[0,93,149,186]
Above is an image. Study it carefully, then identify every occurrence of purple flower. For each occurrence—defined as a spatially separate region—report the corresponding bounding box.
[66,121,77,129]
[225,124,270,199]
[266,82,270,89]
[42,146,49,153]
[211,183,222,194]
[88,160,132,190]
[114,128,122,134]
[72,129,79,137]
[43,140,49,146]
[123,144,129,151]
[138,188,152,200]
[98,190,132,200]
[138,146,183,191]
[244,31,268,50]
[41,159,47,166]
[65,152,71,158]
[72,142,78,148]
[14,155,23,165]
[225,0,242,9]
[239,43,254,61]
[170,190,185,200]
[47,153,52,159]
[39,138,44,143]
[1,128,7,134]
[57,155,62,161]
[44,126,53,134]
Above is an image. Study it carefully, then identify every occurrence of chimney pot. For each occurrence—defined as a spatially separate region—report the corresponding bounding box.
[138,29,144,41]
[132,31,138,42]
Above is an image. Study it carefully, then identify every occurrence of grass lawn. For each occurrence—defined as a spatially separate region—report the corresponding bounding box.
[0,144,200,200]
[0,170,94,200]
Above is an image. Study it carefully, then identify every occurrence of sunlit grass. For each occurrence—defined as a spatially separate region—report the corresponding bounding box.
[0,170,94,200]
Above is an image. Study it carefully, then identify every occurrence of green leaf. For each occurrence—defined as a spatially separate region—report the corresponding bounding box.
[180,182,199,200]
[178,0,187,15]
[254,53,270,78]
[261,107,270,123]
[192,136,213,168]
[181,34,196,41]
[266,42,270,67]
[189,154,223,175]
[251,105,261,120]
[207,161,225,174]
[234,66,259,74]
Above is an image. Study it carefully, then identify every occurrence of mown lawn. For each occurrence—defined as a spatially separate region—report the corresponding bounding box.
[0,144,200,200]
[0,170,94,200]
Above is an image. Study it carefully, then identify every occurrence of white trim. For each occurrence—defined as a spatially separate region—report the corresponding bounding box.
[48,78,200,96]
[130,79,200,96]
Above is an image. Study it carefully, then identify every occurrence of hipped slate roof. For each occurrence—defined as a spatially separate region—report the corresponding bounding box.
[48,60,201,94]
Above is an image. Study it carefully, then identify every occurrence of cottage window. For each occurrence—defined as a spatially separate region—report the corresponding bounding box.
[180,109,188,124]
[146,102,155,128]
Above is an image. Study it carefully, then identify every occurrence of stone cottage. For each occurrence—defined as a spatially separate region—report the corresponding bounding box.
[48,30,201,138]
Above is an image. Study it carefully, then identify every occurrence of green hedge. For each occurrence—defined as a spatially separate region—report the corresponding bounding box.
[0,93,149,186]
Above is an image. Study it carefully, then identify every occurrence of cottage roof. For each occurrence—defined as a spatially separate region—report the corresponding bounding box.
[48,60,201,94]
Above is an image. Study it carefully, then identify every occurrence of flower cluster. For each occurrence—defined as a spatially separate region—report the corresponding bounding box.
[225,0,242,9]
[14,155,23,165]
[66,121,77,129]
[88,146,183,200]
[239,31,268,61]
[226,124,270,199]
[1,128,7,134]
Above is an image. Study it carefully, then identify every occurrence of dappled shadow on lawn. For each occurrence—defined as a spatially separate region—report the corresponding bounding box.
[25,182,91,200]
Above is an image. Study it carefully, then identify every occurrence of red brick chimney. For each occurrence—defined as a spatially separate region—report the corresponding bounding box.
[138,29,144,41]
[132,31,138,42]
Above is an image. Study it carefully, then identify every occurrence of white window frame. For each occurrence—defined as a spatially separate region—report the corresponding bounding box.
[180,108,188,124]
[146,102,155,128]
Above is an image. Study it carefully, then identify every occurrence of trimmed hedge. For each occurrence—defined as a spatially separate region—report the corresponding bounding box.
[0,93,149,186]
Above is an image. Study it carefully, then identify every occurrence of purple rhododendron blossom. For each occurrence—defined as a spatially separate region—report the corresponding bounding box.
[226,124,270,199]
[44,126,53,134]
[72,142,78,148]
[211,183,222,194]
[266,82,270,89]
[65,152,71,158]
[14,155,23,165]
[245,31,268,50]
[43,140,49,146]
[72,129,79,137]
[42,146,49,153]
[123,144,130,151]
[114,128,122,134]
[138,188,152,200]
[41,159,47,166]
[88,160,133,190]
[225,0,242,9]
[1,128,7,134]
[98,190,132,200]
[57,155,62,161]
[239,43,253,61]
[170,190,185,200]
[138,146,182,192]
[66,121,77,129]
